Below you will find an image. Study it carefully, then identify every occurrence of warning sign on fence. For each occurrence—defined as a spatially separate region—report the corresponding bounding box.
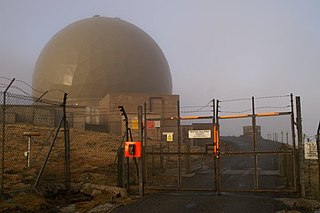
[162,132,174,142]
[304,141,318,160]
[188,130,211,139]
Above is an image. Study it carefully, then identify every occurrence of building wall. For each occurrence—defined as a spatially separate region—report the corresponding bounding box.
[99,92,179,141]
[242,125,262,138]
[0,93,179,140]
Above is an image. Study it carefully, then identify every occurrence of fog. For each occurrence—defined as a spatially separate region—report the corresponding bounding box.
[0,0,319,137]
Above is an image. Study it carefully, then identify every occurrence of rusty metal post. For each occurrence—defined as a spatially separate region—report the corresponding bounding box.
[177,100,182,189]
[138,105,144,196]
[296,96,305,197]
[215,99,221,194]
[62,93,70,191]
[1,78,14,195]
[290,93,297,191]
[252,96,258,190]
[143,102,147,187]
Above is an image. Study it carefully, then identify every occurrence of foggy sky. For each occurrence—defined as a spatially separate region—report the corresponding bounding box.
[0,0,319,137]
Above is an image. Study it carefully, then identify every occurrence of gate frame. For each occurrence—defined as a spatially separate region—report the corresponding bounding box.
[216,94,298,193]
[143,94,300,194]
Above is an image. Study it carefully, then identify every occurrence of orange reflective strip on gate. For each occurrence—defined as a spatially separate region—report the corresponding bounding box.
[219,114,250,119]
[256,112,280,117]
[213,125,219,156]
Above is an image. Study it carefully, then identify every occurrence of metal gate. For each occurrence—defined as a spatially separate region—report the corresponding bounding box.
[143,94,298,193]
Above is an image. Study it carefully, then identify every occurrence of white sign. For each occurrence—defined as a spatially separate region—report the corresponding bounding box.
[154,121,161,128]
[188,130,211,139]
[304,141,318,160]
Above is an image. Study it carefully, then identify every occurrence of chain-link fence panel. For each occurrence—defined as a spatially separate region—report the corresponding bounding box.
[1,92,65,194]
[218,95,296,192]
[68,107,124,188]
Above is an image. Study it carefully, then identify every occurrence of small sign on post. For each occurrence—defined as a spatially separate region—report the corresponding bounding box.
[305,141,318,160]
[23,131,40,168]
[131,119,139,130]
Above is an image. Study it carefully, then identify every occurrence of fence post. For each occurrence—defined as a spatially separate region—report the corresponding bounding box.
[177,100,182,189]
[138,105,144,196]
[143,102,147,188]
[1,78,15,196]
[62,93,70,191]
[117,106,129,189]
[316,121,320,198]
[296,96,305,197]
[252,96,259,190]
[290,93,297,191]
[215,99,221,194]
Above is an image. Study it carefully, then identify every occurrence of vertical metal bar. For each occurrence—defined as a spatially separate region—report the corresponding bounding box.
[27,137,31,168]
[63,93,70,190]
[138,105,144,196]
[296,96,305,197]
[216,99,221,194]
[1,92,5,193]
[1,78,14,194]
[316,121,320,196]
[143,102,147,187]
[290,93,297,190]
[125,116,129,191]
[177,100,182,189]
[252,96,258,190]
[212,99,217,192]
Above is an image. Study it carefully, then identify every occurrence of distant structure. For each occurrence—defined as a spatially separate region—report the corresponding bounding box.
[242,126,262,138]
[32,16,178,138]
[33,16,172,102]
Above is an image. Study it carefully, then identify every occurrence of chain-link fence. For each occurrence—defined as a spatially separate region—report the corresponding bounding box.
[68,106,124,188]
[0,91,125,195]
[0,92,65,193]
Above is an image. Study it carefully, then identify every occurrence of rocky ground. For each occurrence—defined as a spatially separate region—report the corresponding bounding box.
[0,183,133,212]
[0,125,319,212]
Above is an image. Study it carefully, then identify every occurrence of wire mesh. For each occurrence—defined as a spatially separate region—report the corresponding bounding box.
[0,92,64,193]
[0,92,125,194]
[68,108,124,187]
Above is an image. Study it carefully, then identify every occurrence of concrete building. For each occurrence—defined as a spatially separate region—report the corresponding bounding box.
[242,125,262,138]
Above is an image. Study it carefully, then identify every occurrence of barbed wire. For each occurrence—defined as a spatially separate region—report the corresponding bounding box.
[219,109,252,114]
[15,79,46,94]
[220,94,291,103]
[219,105,291,114]
[220,97,251,103]
[255,94,291,100]
[181,109,213,113]
[0,75,69,103]
[0,75,47,94]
